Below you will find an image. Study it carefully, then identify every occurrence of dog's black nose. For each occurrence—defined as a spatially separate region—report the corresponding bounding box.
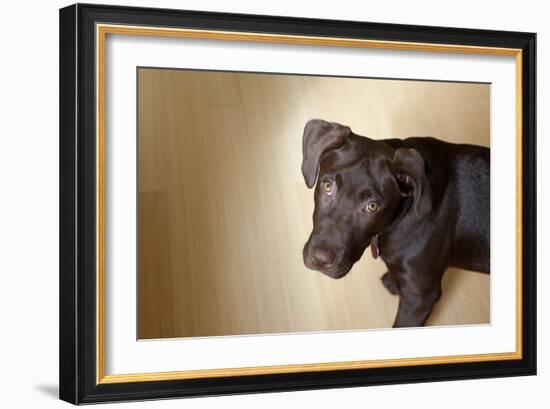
[309,248,336,270]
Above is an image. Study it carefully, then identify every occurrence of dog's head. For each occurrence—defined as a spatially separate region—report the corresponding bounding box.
[302,119,430,279]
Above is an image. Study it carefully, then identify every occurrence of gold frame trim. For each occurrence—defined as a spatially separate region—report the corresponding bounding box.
[95,23,523,385]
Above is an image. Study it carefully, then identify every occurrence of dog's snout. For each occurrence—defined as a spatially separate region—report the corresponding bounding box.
[309,247,336,270]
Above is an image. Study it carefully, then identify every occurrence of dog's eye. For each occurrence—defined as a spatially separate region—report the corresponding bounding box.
[365,200,379,213]
[321,181,333,194]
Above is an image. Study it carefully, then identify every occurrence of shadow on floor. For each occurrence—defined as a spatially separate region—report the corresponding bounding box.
[35,384,58,399]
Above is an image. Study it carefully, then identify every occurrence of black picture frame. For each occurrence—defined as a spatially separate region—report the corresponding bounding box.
[59,3,536,405]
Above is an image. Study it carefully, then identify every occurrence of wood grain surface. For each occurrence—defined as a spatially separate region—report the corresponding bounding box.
[137,68,490,339]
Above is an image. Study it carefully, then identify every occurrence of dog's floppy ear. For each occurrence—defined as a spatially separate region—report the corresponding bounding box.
[391,148,431,217]
[302,119,350,188]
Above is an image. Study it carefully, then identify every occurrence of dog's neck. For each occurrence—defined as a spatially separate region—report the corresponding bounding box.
[377,197,421,260]
[370,235,380,259]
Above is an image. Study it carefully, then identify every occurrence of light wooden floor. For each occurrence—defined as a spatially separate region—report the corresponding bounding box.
[137,68,490,339]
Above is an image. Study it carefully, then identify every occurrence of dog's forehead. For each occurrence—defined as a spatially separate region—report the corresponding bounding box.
[320,136,388,176]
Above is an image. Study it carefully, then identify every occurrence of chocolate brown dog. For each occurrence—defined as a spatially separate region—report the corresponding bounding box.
[302,119,490,328]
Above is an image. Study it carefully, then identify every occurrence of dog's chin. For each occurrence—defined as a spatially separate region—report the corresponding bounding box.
[314,264,352,279]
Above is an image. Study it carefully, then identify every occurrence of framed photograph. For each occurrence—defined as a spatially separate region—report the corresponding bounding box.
[59,3,536,404]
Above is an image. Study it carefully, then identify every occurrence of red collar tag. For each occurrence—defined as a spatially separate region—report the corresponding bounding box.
[370,235,380,259]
